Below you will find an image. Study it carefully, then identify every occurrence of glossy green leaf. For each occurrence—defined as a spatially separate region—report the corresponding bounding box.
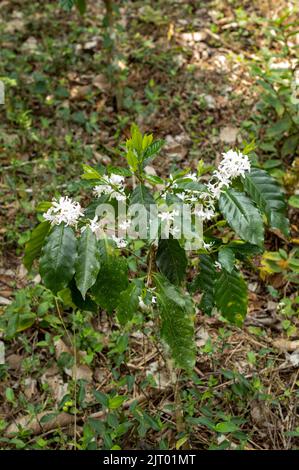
[69,279,98,312]
[218,247,235,273]
[24,221,51,270]
[227,241,262,260]
[156,238,187,285]
[116,284,140,325]
[154,274,195,371]
[215,269,247,325]
[91,252,129,314]
[81,164,102,180]
[130,184,155,212]
[189,254,216,315]
[244,167,289,236]
[75,226,100,299]
[219,188,264,247]
[143,139,165,166]
[39,224,77,293]
[126,148,138,172]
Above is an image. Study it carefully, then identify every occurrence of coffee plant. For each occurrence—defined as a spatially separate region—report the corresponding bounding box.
[24,125,290,371]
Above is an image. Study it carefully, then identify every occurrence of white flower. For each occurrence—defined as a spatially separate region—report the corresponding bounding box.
[207,182,223,199]
[108,174,125,185]
[81,215,103,239]
[203,241,214,250]
[207,149,251,199]
[159,212,173,222]
[90,215,104,239]
[114,192,126,202]
[93,173,126,201]
[44,196,84,227]
[185,172,197,181]
[214,261,222,270]
[151,295,157,304]
[111,235,127,248]
[218,149,251,179]
[93,184,110,197]
[158,210,179,222]
[119,220,131,230]
[194,208,215,221]
[176,192,187,201]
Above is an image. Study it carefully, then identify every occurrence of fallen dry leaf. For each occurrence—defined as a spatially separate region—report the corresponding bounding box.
[54,338,93,382]
[24,378,37,400]
[272,338,299,352]
[219,126,239,144]
[70,85,90,101]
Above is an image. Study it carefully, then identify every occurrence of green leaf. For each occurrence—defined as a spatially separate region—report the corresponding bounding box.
[6,312,36,338]
[59,0,74,11]
[16,312,36,333]
[129,124,143,155]
[244,167,289,236]
[39,413,59,425]
[108,396,127,410]
[218,247,235,273]
[39,224,77,293]
[219,188,264,247]
[156,238,187,285]
[74,0,86,14]
[227,241,262,260]
[93,390,109,408]
[24,221,51,270]
[257,79,276,97]
[189,254,216,315]
[75,227,100,299]
[269,211,290,236]
[91,252,129,313]
[289,195,299,208]
[281,134,299,158]
[143,139,165,165]
[5,388,15,403]
[154,274,195,371]
[266,115,292,138]
[215,421,239,434]
[36,201,52,212]
[69,279,98,312]
[144,174,164,186]
[126,148,138,172]
[130,184,155,213]
[215,269,247,325]
[116,284,140,325]
[81,164,102,180]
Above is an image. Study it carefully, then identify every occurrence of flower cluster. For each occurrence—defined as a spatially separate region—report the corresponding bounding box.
[44,196,84,227]
[42,148,251,252]
[93,174,126,202]
[82,215,128,248]
[111,235,127,248]
[157,149,251,237]
[208,150,251,199]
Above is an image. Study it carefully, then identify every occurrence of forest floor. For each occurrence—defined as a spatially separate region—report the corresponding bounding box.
[0,0,298,450]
